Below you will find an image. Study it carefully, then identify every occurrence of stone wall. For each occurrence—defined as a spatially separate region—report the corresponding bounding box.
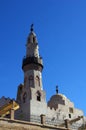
[0,118,69,130]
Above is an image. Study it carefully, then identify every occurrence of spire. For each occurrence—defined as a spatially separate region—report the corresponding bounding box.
[27,24,38,44]
[30,24,34,32]
[56,85,58,94]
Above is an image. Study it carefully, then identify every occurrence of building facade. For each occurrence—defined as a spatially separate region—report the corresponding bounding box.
[0,25,85,130]
[15,25,84,129]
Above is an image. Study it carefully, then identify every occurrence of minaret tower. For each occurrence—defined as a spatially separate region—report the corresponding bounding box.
[16,25,47,121]
[22,24,43,90]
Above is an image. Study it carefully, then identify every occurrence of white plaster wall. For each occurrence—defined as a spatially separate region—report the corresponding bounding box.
[30,99,47,116]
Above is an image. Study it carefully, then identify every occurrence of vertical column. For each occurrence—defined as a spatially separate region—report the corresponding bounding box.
[10,100,15,120]
[64,119,70,128]
[40,114,46,124]
[10,108,14,120]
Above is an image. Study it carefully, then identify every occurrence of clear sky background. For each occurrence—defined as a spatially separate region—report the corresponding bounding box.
[0,0,86,115]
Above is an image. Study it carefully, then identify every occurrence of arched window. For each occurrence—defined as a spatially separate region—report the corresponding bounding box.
[33,37,35,43]
[23,92,27,103]
[29,75,33,86]
[36,76,40,86]
[36,91,41,101]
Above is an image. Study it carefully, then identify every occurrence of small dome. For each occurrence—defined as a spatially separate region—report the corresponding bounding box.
[48,94,65,108]
[50,94,67,102]
[48,93,71,110]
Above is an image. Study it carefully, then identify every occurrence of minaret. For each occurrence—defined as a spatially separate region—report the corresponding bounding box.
[22,24,43,90]
[16,25,47,121]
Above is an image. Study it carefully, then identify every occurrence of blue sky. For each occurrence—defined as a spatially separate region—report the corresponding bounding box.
[0,0,86,115]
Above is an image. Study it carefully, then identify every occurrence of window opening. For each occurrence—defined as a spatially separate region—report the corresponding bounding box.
[23,92,27,103]
[36,91,41,101]
[20,86,22,91]
[29,75,33,86]
[69,107,73,113]
[36,76,40,86]
[69,114,71,118]
[33,37,35,43]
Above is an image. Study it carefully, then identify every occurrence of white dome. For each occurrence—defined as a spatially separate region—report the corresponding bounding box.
[48,93,73,110]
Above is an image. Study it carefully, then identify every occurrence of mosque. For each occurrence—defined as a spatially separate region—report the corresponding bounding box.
[0,25,85,130]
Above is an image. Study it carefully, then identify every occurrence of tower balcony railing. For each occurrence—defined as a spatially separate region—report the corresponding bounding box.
[22,56,43,69]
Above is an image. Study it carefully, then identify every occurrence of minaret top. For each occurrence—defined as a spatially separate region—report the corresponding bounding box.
[25,24,40,58]
[22,24,43,71]
[56,85,58,94]
[27,24,38,45]
[30,24,34,32]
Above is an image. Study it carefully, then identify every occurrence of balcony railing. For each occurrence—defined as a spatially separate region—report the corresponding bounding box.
[22,56,43,68]
[30,115,85,130]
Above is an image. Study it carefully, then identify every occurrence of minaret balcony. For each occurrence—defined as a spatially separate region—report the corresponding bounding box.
[22,56,43,69]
